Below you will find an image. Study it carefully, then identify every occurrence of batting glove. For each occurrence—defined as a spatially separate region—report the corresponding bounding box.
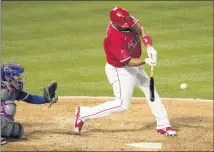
[147,46,157,65]
[145,58,156,66]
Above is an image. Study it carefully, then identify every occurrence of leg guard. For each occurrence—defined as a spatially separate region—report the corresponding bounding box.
[11,122,24,138]
[1,117,24,138]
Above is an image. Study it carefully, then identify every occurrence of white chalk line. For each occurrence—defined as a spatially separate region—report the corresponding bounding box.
[59,96,213,102]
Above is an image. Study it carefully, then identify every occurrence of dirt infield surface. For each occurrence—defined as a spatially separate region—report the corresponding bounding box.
[1,98,213,151]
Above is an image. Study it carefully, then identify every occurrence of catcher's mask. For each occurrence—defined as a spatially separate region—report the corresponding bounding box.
[110,7,139,29]
[1,62,26,90]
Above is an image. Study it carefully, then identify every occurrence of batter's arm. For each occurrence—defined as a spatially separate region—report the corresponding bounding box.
[125,58,154,66]
[130,23,146,35]
[126,58,145,66]
[130,22,152,47]
[131,22,157,64]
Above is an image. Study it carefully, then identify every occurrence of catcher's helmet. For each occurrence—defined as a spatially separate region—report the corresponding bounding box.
[110,7,138,28]
[1,62,25,90]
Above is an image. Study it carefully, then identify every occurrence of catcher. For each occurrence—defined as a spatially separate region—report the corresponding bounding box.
[1,62,58,145]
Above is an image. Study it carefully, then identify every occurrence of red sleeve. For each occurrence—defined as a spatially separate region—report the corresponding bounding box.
[110,38,131,63]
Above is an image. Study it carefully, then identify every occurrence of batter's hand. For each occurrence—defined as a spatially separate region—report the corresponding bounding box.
[147,46,157,65]
[145,58,156,66]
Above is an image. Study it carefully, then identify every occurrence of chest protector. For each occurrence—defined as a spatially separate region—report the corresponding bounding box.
[1,81,18,119]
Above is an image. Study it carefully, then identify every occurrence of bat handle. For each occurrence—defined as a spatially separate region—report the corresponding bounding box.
[150,64,154,77]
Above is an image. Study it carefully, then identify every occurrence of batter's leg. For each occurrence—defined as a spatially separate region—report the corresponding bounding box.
[74,64,137,133]
[136,67,172,129]
[82,64,136,121]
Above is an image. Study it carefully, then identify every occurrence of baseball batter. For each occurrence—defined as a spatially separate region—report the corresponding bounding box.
[74,7,176,136]
[1,62,58,145]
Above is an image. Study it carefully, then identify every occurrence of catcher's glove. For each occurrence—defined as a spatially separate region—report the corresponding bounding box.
[42,81,58,104]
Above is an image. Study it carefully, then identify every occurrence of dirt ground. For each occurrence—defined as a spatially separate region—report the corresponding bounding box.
[1,98,213,151]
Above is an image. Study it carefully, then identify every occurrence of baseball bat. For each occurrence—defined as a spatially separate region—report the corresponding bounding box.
[150,64,155,102]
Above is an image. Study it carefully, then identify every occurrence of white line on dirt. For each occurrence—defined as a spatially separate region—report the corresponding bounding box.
[126,142,162,149]
[59,96,213,102]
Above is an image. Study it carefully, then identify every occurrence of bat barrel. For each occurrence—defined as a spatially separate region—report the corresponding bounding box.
[150,64,155,102]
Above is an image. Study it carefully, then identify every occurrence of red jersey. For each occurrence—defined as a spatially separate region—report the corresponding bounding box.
[103,22,142,67]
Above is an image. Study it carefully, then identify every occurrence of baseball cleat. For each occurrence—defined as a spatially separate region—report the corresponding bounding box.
[156,127,176,136]
[74,106,84,134]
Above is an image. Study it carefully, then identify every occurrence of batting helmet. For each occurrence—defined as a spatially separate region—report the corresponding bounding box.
[110,7,138,28]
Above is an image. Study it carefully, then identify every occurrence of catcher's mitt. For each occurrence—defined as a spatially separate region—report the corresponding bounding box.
[42,81,58,104]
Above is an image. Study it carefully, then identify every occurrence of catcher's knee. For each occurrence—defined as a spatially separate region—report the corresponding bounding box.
[1,121,24,138]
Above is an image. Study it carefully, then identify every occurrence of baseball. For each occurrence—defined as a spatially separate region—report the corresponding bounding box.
[180,83,188,89]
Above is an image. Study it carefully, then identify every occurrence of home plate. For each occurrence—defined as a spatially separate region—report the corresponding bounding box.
[126,142,162,149]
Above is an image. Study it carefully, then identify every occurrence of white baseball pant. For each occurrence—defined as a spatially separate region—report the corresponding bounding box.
[79,63,171,129]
